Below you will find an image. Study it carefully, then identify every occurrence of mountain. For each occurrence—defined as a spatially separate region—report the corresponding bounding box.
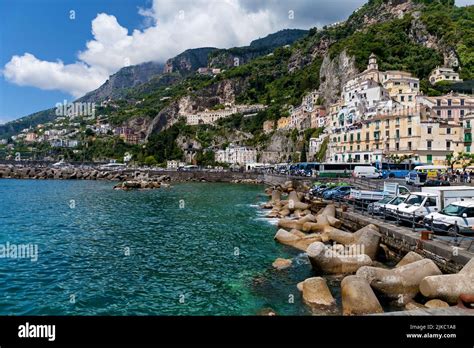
[208,29,309,69]
[163,47,218,75]
[79,61,165,103]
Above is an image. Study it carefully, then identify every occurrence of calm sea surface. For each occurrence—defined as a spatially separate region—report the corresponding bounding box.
[0,180,314,315]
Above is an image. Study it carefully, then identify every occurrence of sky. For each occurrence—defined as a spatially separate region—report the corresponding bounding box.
[0,0,473,124]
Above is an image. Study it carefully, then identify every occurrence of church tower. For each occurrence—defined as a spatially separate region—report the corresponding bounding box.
[367,53,378,71]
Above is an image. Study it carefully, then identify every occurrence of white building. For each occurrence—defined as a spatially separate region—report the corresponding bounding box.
[429,66,462,85]
[215,144,257,166]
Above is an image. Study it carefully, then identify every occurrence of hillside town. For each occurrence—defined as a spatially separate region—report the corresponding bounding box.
[1,54,473,170]
[264,54,473,166]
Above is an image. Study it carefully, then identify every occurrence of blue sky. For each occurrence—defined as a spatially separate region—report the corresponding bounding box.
[1,0,472,124]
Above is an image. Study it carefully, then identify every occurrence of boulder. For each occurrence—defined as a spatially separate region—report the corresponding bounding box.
[341,275,383,315]
[272,258,292,270]
[420,258,474,304]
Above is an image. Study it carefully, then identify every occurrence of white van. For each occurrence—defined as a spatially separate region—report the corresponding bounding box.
[352,166,382,179]
[424,200,474,235]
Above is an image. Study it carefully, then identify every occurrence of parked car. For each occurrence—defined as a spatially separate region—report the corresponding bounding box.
[423,179,451,187]
[323,186,354,200]
[367,196,396,215]
[383,195,409,218]
[424,200,474,235]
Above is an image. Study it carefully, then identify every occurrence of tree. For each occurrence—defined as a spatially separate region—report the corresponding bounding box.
[144,155,158,166]
[300,142,307,162]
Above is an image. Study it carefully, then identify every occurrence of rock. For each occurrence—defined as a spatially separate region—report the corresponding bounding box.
[302,277,336,309]
[396,251,424,268]
[272,258,292,270]
[420,258,474,304]
[307,242,372,274]
[405,301,426,310]
[297,281,304,292]
[425,299,449,308]
[341,275,383,315]
[357,259,442,304]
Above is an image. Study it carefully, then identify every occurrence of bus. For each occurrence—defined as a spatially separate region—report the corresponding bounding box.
[318,163,371,178]
[405,165,448,186]
[374,162,422,179]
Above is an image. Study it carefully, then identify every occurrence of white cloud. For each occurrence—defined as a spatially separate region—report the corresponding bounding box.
[3,53,108,98]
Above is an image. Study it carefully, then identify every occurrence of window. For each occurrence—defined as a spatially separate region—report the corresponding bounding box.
[448,110,452,118]
[357,145,360,150]
[467,146,471,153]
[366,144,369,150]
[396,129,400,139]
[437,100,441,107]
[446,141,451,150]
[357,133,361,141]
[396,118,400,125]
[396,143,400,150]
[414,83,418,88]
[461,99,465,106]
[408,96,413,102]
[461,110,465,117]
[400,96,405,102]
[350,134,354,142]
[437,110,441,116]
[366,132,370,141]
[408,141,412,150]
[386,130,390,137]
[427,154,433,163]
[426,197,437,207]
[386,120,389,127]
[448,99,452,106]
[427,127,432,134]
[344,134,347,142]
[408,128,412,136]
[408,116,412,123]
[446,128,451,134]
[427,140,432,149]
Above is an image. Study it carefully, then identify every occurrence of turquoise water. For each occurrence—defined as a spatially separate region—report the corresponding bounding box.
[0,180,313,315]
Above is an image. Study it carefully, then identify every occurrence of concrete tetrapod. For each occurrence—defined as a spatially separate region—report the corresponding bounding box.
[301,277,336,310]
[356,259,442,304]
[306,241,372,274]
[274,229,323,251]
[341,275,384,315]
[420,258,474,304]
[321,224,381,259]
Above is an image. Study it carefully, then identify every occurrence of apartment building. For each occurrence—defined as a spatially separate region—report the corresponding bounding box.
[417,93,474,123]
[429,66,463,85]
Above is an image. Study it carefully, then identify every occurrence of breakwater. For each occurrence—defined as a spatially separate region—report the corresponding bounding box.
[0,164,262,184]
